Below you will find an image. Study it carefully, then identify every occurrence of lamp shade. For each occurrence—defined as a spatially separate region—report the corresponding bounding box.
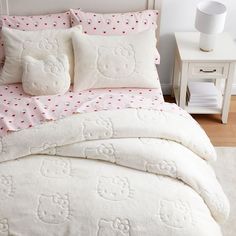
[195,1,227,34]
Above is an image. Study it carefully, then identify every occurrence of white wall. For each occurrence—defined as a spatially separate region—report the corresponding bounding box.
[159,0,236,94]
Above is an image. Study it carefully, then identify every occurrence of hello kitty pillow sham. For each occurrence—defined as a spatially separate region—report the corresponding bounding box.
[70,9,160,64]
[22,54,70,96]
[0,25,80,85]
[72,27,159,92]
[0,11,71,69]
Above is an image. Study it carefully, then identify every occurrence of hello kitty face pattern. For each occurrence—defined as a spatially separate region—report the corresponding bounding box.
[0,218,8,234]
[82,117,114,140]
[37,193,71,224]
[97,45,135,79]
[22,38,59,57]
[0,11,70,67]
[85,143,116,162]
[22,54,70,96]
[0,175,14,200]
[159,200,192,228]
[146,161,177,178]
[97,176,134,201]
[97,218,130,236]
[40,158,71,178]
[39,38,59,51]
[44,56,65,74]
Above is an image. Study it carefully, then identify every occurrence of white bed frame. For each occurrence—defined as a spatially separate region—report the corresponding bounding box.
[0,0,162,45]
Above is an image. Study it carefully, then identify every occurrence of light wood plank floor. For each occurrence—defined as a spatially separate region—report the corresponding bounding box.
[165,96,236,147]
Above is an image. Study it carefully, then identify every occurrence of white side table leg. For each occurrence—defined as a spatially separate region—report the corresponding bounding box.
[179,62,188,108]
[215,79,222,92]
[222,63,235,124]
[171,50,179,97]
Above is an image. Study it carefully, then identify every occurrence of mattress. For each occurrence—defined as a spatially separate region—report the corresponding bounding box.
[0,84,229,236]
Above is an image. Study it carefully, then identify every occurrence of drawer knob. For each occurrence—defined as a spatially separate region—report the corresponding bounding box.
[200,69,217,73]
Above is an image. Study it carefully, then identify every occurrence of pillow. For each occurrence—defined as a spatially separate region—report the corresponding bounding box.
[22,54,70,96]
[72,27,159,92]
[0,11,71,68]
[0,25,79,85]
[70,9,160,64]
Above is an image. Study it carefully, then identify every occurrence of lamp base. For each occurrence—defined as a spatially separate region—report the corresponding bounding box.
[199,33,216,52]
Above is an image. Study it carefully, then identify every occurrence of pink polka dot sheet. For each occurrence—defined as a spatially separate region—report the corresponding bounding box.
[0,84,189,138]
[0,11,71,67]
[70,9,160,64]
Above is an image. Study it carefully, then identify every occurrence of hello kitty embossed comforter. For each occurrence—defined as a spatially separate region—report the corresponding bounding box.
[0,108,229,236]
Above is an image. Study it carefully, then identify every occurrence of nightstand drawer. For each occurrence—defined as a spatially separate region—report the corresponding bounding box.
[188,63,229,79]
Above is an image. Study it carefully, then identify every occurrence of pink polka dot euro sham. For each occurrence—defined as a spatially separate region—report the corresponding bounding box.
[70,9,160,64]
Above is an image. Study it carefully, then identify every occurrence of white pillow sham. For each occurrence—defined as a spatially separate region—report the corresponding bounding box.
[0,26,80,85]
[72,27,159,92]
[22,54,70,96]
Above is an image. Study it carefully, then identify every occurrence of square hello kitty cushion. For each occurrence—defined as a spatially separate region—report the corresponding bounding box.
[0,11,71,70]
[72,27,159,92]
[70,9,160,64]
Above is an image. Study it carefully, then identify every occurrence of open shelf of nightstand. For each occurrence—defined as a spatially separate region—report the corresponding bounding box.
[173,87,223,114]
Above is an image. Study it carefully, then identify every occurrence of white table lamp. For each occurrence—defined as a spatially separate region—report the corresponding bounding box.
[195,1,227,52]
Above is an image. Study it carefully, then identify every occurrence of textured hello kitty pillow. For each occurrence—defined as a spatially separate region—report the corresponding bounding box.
[22,54,70,96]
[70,9,160,64]
[72,27,159,91]
[0,11,71,69]
[0,26,79,85]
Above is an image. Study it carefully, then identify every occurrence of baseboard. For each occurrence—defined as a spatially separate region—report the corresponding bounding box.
[161,83,236,95]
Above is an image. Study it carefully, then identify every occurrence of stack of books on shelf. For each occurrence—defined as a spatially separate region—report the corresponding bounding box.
[187,82,219,107]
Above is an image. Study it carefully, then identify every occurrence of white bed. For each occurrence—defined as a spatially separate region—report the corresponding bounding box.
[0,1,230,236]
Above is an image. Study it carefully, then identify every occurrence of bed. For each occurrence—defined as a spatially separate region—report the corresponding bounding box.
[0,0,230,235]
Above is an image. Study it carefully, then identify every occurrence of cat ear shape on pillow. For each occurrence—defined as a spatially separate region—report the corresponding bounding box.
[39,194,48,204]
[23,55,44,72]
[98,46,111,55]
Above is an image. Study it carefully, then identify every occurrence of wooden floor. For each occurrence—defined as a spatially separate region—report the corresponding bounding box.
[165,96,236,147]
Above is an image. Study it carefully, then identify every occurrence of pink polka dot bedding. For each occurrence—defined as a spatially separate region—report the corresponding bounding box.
[0,84,167,137]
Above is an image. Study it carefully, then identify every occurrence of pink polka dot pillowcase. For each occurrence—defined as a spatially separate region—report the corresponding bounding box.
[70,9,160,64]
[0,11,71,70]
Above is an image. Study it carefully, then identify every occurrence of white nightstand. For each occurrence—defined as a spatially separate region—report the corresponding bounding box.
[172,32,236,124]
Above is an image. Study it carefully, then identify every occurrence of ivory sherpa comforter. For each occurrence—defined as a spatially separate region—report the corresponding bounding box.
[0,107,229,236]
